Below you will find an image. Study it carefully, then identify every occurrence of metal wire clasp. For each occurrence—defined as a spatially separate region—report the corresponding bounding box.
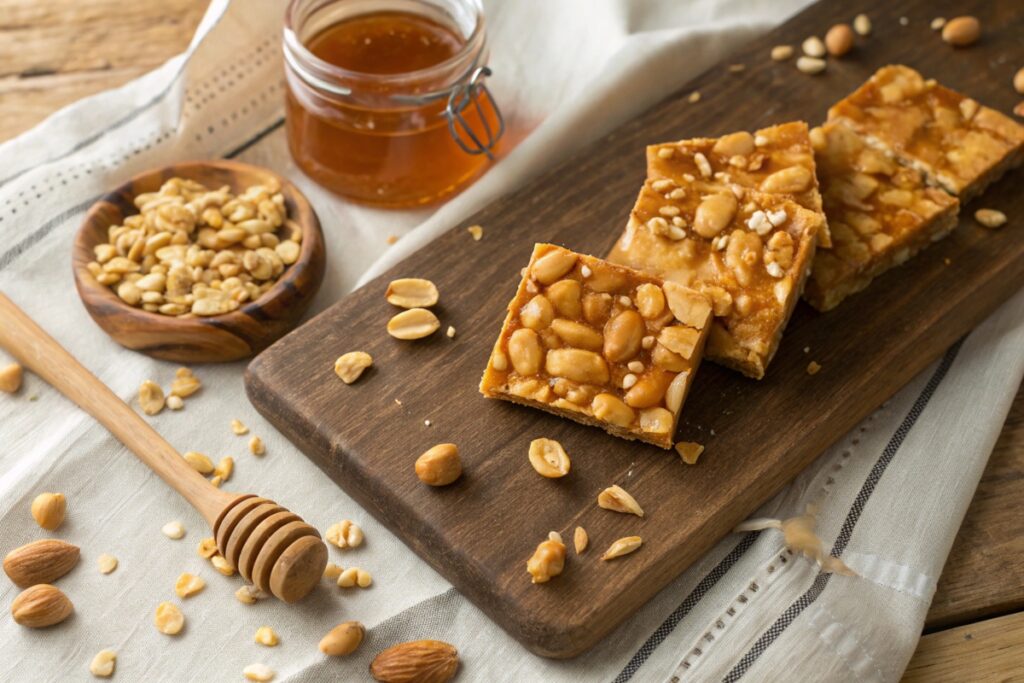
[444,66,504,160]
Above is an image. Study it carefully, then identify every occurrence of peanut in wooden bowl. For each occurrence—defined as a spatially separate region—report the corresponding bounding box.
[72,160,326,363]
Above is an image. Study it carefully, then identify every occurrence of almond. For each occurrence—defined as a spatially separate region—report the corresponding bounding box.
[11,584,74,628]
[4,539,80,588]
[370,640,459,683]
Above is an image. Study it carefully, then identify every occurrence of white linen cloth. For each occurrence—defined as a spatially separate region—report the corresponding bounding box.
[0,0,1021,680]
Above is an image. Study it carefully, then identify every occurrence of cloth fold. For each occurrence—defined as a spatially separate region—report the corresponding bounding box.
[0,1,1019,681]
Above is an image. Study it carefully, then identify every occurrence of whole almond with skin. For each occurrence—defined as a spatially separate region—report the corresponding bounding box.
[4,539,80,588]
[11,584,74,628]
[370,640,459,683]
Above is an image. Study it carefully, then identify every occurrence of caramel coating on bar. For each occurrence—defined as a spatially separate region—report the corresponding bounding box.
[608,182,820,379]
[480,244,711,449]
[828,65,1024,200]
[647,121,830,247]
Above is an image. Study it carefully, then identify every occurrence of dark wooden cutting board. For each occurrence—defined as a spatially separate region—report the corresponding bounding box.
[246,0,1024,658]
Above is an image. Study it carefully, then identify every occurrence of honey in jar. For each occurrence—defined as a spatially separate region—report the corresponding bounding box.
[284,0,503,207]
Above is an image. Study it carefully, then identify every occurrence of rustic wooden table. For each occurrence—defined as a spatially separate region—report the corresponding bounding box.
[1,1,1020,679]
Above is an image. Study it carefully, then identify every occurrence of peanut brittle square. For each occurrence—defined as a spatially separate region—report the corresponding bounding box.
[480,244,712,449]
[804,122,960,311]
[647,121,831,247]
[828,65,1024,201]
[608,181,822,379]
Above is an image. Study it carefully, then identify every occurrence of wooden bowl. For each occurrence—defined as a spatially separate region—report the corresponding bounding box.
[72,160,326,363]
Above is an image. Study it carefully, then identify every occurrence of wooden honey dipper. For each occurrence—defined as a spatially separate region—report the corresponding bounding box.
[0,292,327,602]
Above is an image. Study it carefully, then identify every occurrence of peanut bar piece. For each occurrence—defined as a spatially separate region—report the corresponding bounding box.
[828,65,1024,202]
[608,181,821,379]
[804,122,960,311]
[647,121,831,247]
[480,244,712,449]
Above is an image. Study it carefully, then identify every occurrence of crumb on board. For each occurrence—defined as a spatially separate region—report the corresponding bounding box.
[807,361,822,375]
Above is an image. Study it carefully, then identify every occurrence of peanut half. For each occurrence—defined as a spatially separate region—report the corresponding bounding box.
[334,351,373,384]
[174,572,206,598]
[597,485,645,517]
[320,621,365,656]
[415,443,462,486]
[975,208,1007,229]
[89,650,117,678]
[97,554,118,574]
[387,308,441,340]
[385,278,439,308]
[326,520,364,549]
[31,492,66,530]
[676,442,705,465]
[574,527,589,554]
[139,380,165,415]
[527,438,571,478]
[601,536,643,561]
[154,601,184,635]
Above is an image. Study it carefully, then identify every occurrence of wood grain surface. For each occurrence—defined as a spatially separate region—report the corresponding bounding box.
[72,160,326,362]
[903,611,1024,682]
[246,0,1024,658]
[2,0,1022,674]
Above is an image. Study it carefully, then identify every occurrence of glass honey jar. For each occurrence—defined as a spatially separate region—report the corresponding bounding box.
[283,0,503,207]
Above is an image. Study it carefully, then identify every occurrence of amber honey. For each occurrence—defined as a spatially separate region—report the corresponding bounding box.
[284,1,500,207]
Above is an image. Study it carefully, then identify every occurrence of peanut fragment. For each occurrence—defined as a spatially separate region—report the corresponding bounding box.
[89,649,117,678]
[154,601,184,635]
[770,45,793,61]
[319,621,365,656]
[255,626,280,647]
[0,363,23,393]
[213,456,234,482]
[415,443,462,486]
[161,521,185,539]
[336,567,372,588]
[138,380,165,415]
[212,554,236,576]
[807,361,822,375]
[197,537,218,559]
[796,56,826,75]
[326,520,364,549]
[97,554,118,574]
[387,307,441,340]
[231,419,249,435]
[323,562,343,580]
[676,442,705,465]
[853,13,871,36]
[574,527,588,554]
[170,369,201,398]
[801,36,825,58]
[527,534,566,583]
[467,225,484,241]
[175,572,206,598]
[235,585,266,604]
[598,485,644,517]
[243,663,275,682]
[249,436,265,456]
[601,536,643,561]
[31,492,66,530]
[183,451,214,474]
[528,438,571,478]
[166,395,184,410]
[974,208,1007,229]
[385,278,439,308]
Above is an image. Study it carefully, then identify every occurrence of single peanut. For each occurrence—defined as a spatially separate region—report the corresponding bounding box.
[528,438,571,478]
[527,535,566,583]
[415,443,462,486]
[825,24,854,56]
[942,16,980,46]
[320,621,365,656]
[31,492,66,530]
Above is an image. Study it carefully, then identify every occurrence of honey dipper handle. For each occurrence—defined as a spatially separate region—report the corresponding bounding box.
[0,292,231,524]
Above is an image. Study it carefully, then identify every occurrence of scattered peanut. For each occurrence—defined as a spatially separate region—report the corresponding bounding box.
[11,584,74,628]
[942,16,980,47]
[255,626,280,647]
[161,521,185,540]
[87,177,297,318]
[323,562,343,580]
[319,621,365,656]
[89,650,117,678]
[249,436,265,456]
[213,456,234,481]
[446,325,456,338]
[183,451,214,474]
[807,361,822,375]
[166,395,184,410]
[231,419,249,435]
[801,36,825,58]
[574,526,588,554]
[138,380,165,415]
[415,443,462,486]
[212,554,236,576]
[31,492,66,530]
[467,225,484,241]
[853,13,871,36]
[386,278,439,308]
[1014,67,1024,95]
[197,537,218,558]
[243,663,275,682]
[601,536,643,561]
[337,567,372,588]
[597,485,644,517]
[825,24,854,56]
[334,351,373,384]
[676,442,705,465]
[154,601,184,635]
[975,208,1007,229]
[169,368,201,397]
[796,56,827,75]
[97,554,118,574]
[687,91,701,104]
[930,17,946,31]
[174,572,206,598]
[770,45,793,61]
[527,438,571,478]
[235,584,266,604]
[1015,101,1024,118]
[0,362,23,393]
[326,520,364,549]
[387,307,441,340]
[526,534,566,583]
